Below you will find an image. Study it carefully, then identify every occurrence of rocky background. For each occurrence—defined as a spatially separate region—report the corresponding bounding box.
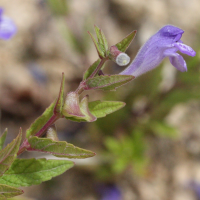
[0,0,200,200]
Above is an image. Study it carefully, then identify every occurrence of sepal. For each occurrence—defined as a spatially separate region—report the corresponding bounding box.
[62,92,96,122]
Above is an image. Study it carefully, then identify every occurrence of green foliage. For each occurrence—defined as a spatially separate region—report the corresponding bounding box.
[88,31,105,58]
[46,0,68,15]
[85,75,135,91]
[115,30,137,52]
[88,25,109,58]
[54,73,65,116]
[104,130,148,174]
[94,25,108,56]
[0,132,22,177]
[28,137,95,158]
[26,101,55,138]
[0,129,8,151]
[148,121,178,139]
[88,100,126,118]
[83,59,101,80]
[0,158,74,187]
[0,184,23,199]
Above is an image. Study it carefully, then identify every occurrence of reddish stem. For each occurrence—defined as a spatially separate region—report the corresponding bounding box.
[18,58,108,155]
[89,57,108,78]
[17,114,59,156]
[75,57,108,95]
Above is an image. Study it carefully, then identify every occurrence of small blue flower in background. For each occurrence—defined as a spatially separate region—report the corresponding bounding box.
[120,25,196,77]
[0,7,17,40]
[99,184,121,200]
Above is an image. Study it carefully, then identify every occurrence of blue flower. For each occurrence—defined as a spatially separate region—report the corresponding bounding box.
[0,8,17,40]
[120,25,196,77]
[99,185,121,200]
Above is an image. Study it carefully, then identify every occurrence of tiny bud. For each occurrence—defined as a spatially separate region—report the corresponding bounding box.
[109,45,130,66]
[116,53,130,66]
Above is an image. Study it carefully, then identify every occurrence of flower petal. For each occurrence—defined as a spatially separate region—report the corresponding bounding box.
[0,16,17,40]
[169,53,187,72]
[174,33,182,42]
[0,8,3,17]
[174,42,196,57]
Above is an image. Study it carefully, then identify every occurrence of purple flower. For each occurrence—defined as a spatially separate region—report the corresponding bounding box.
[0,8,17,40]
[99,185,121,200]
[120,25,196,77]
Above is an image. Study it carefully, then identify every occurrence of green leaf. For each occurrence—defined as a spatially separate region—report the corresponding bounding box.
[85,75,135,91]
[0,158,74,187]
[28,137,95,158]
[0,132,22,177]
[88,100,126,118]
[26,101,56,138]
[149,121,178,139]
[88,31,104,58]
[0,129,8,151]
[115,30,137,52]
[94,25,108,55]
[83,59,100,80]
[0,184,23,199]
[54,73,65,115]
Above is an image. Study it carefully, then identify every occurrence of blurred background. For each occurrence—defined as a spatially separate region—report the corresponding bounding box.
[0,0,200,199]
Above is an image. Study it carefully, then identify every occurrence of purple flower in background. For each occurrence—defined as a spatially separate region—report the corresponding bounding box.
[0,8,17,40]
[120,25,196,77]
[99,185,121,200]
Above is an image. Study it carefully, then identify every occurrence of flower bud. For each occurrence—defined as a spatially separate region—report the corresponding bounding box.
[109,46,130,66]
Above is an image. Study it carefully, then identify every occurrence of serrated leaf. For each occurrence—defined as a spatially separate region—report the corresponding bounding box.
[0,129,8,151]
[0,184,23,199]
[0,132,22,177]
[27,137,95,158]
[85,75,135,91]
[54,73,65,115]
[88,100,126,118]
[26,101,56,138]
[116,30,137,52]
[0,158,74,187]
[88,31,104,58]
[83,59,100,80]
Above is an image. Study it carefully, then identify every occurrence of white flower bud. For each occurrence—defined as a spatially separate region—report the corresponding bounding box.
[116,53,130,66]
